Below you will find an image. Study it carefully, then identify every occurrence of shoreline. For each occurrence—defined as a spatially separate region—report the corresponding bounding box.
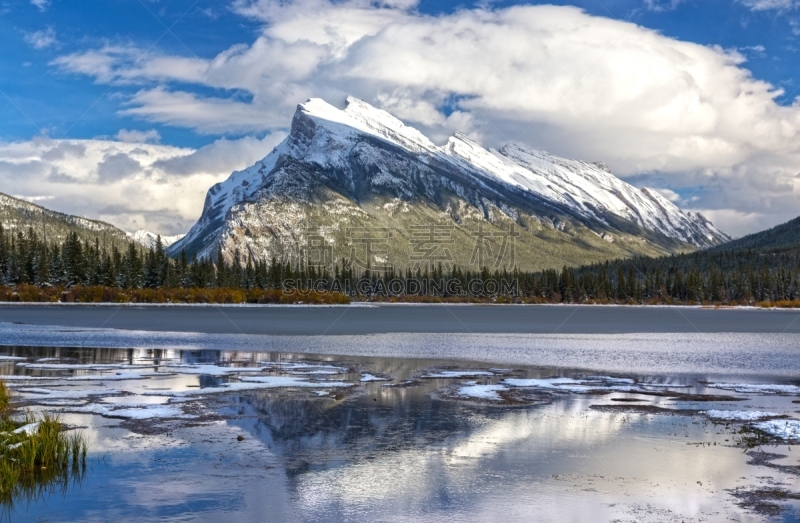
[1,303,799,336]
[0,301,796,309]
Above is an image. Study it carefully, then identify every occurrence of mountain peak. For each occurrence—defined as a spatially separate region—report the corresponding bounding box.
[296,98,348,124]
[128,230,186,249]
[295,96,437,154]
[169,96,729,263]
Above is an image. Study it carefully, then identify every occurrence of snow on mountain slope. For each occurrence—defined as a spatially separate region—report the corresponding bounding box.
[493,144,729,246]
[128,230,185,250]
[170,96,728,259]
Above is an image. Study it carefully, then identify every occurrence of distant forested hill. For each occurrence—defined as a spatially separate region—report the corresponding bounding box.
[548,215,800,304]
[708,216,800,254]
[0,192,131,252]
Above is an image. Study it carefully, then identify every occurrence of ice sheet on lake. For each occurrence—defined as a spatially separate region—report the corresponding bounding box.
[10,360,362,414]
[584,376,635,384]
[6,322,800,377]
[1,371,162,383]
[502,376,647,394]
[64,372,162,381]
[100,395,172,406]
[163,362,347,377]
[639,382,692,388]
[705,410,781,421]
[164,364,266,376]
[262,362,348,374]
[18,387,120,400]
[754,419,800,440]
[68,403,195,420]
[35,399,90,407]
[239,376,353,388]
[150,376,354,397]
[706,383,800,395]
[0,356,27,361]
[17,362,148,371]
[421,370,496,379]
[503,377,602,393]
[0,375,65,381]
[360,374,388,382]
[456,384,508,401]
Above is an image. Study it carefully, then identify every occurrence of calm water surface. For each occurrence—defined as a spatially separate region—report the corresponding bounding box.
[0,341,799,523]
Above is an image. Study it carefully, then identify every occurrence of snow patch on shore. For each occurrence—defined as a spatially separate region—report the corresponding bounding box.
[457,384,508,401]
[705,410,781,421]
[706,383,800,395]
[13,422,40,435]
[754,419,800,440]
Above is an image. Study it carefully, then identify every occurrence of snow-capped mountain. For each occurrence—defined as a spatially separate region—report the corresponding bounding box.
[127,230,185,250]
[169,97,729,270]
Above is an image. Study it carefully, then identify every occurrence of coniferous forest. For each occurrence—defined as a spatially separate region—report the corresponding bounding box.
[0,220,798,306]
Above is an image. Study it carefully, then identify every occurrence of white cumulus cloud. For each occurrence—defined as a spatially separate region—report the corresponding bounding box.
[739,0,799,10]
[0,133,285,235]
[30,0,49,12]
[24,27,58,50]
[37,0,800,235]
[115,129,161,144]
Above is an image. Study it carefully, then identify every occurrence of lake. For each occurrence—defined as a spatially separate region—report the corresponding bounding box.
[1,322,800,522]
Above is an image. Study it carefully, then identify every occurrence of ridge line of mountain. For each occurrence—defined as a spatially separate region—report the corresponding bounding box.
[166,96,729,271]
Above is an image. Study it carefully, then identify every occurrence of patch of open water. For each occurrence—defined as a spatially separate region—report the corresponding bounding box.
[0,343,799,522]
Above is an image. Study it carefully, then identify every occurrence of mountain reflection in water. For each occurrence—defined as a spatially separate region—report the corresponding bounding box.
[2,345,799,523]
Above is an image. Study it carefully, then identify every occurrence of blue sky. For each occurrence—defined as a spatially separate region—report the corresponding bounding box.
[2,0,797,146]
[1,0,800,236]
[1,1,264,147]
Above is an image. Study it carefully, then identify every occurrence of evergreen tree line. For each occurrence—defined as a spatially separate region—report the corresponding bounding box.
[1,224,799,303]
[525,247,800,303]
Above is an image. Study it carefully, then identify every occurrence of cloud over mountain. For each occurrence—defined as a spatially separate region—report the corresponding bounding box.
[0,133,284,235]
[44,0,800,237]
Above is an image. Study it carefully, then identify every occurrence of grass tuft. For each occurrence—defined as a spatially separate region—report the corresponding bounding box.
[0,382,10,418]
[0,383,88,513]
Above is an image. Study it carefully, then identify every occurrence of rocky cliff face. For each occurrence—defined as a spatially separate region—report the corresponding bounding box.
[169,97,729,271]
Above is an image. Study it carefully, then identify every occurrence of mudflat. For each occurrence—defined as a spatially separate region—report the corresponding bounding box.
[0,304,798,335]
